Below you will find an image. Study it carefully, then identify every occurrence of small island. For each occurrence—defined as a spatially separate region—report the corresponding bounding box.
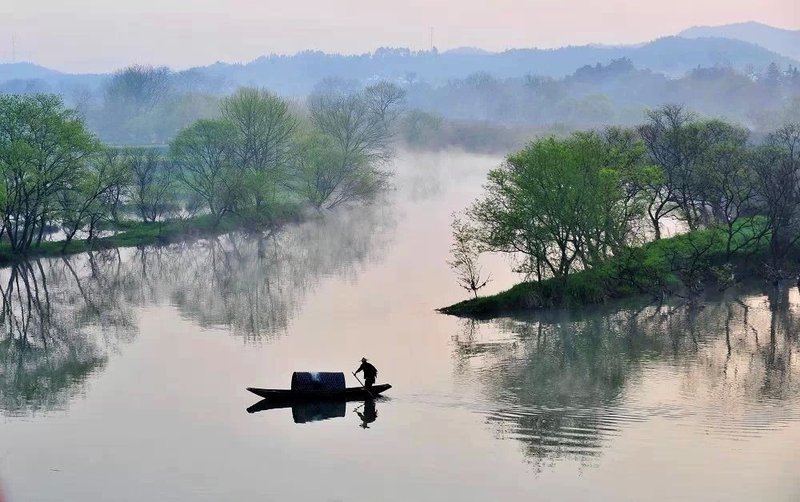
[440,105,800,318]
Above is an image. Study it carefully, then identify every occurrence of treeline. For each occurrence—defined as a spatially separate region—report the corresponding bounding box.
[4,58,799,149]
[451,105,800,298]
[407,59,800,132]
[0,83,402,256]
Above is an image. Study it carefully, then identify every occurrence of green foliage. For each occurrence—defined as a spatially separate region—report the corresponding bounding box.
[468,130,650,281]
[170,118,238,218]
[0,94,101,252]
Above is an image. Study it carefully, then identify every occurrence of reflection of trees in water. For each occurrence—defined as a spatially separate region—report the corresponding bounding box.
[0,253,138,416]
[0,206,392,414]
[453,287,800,468]
[137,205,393,339]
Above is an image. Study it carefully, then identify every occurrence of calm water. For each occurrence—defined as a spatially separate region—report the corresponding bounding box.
[0,151,798,501]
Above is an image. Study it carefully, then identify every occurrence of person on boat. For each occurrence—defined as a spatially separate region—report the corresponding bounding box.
[354,357,378,388]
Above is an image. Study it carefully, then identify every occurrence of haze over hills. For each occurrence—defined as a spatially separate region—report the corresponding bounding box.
[1,30,796,96]
[680,22,800,61]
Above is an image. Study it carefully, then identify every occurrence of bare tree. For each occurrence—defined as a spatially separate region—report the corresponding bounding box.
[638,104,695,237]
[365,81,406,128]
[104,65,171,114]
[448,217,490,298]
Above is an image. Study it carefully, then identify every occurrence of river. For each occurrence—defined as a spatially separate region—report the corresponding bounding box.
[0,151,798,501]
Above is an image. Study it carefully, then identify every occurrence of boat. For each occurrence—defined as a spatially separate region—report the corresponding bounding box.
[246,383,392,402]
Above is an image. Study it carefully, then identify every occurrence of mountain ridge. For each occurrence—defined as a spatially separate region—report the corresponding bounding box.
[1,30,797,95]
[680,21,800,61]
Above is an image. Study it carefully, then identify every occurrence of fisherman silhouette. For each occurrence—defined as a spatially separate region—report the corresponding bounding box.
[355,399,377,429]
[354,357,378,388]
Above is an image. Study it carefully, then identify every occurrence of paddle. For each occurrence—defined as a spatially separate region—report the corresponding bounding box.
[352,372,375,399]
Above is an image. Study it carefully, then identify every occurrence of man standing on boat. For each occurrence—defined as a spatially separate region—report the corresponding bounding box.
[354,357,378,388]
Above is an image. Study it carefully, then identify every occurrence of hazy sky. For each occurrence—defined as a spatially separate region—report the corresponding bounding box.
[0,0,798,73]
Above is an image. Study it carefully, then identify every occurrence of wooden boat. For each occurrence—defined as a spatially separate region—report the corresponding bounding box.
[246,383,392,402]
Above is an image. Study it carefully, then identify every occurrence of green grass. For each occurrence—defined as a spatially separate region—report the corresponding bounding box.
[439,219,777,318]
[0,204,306,266]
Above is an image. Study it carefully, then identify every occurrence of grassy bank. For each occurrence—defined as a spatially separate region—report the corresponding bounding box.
[439,222,779,318]
[0,205,306,266]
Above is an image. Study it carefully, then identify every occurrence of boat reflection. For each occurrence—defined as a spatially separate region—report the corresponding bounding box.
[247,397,384,426]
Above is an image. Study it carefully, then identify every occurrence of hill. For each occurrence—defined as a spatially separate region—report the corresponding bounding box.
[680,22,800,61]
[1,36,795,97]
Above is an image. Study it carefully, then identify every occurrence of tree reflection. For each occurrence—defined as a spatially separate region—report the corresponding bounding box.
[135,204,394,339]
[453,286,800,469]
[0,253,137,416]
[0,205,392,414]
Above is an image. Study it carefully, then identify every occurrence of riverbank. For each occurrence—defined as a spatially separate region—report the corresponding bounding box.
[439,223,780,318]
[0,205,306,266]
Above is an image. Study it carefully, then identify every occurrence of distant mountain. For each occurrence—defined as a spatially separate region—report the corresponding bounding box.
[0,62,62,81]
[680,22,800,61]
[0,62,104,93]
[195,36,796,95]
[1,35,796,96]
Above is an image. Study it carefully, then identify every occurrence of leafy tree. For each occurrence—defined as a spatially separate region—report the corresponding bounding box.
[0,94,100,252]
[171,119,238,221]
[57,148,130,246]
[468,131,647,282]
[221,88,297,215]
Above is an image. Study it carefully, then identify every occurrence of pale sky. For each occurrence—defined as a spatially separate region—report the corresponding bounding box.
[0,0,798,73]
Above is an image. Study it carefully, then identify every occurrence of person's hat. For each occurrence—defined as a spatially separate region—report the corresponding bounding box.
[361,357,368,362]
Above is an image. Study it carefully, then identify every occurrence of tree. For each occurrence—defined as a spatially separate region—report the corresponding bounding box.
[0,94,100,252]
[221,88,297,214]
[306,87,395,208]
[448,217,490,298]
[468,132,646,283]
[638,104,700,234]
[104,65,171,114]
[124,148,175,222]
[365,81,406,127]
[694,124,766,258]
[57,148,130,247]
[752,123,800,264]
[171,119,238,221]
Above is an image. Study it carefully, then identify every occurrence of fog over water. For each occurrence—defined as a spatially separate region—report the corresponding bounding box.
[0,151,797,501]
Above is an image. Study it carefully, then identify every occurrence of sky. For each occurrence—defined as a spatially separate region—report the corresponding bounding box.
[0,0,798,73]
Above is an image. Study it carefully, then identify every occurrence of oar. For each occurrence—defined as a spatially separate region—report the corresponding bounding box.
[352,372,374,399]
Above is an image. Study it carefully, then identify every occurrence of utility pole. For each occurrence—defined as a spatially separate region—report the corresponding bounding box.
[429,27,434,50]
[11,34,16,63]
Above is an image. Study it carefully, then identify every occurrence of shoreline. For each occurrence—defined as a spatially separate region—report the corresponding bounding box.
[438,224,784,319]
[0,208,307,267]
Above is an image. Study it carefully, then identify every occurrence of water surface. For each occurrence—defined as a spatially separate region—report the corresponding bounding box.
[0,151,798,501]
